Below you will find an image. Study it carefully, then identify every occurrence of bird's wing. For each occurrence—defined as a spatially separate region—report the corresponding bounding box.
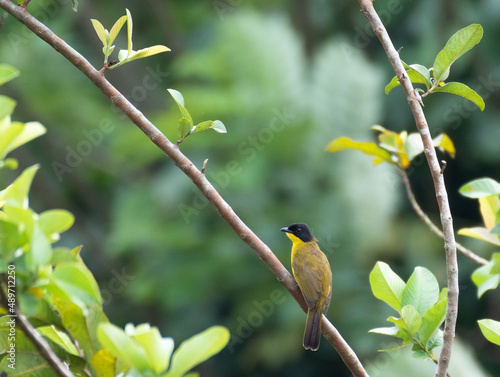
[292,243,330,309]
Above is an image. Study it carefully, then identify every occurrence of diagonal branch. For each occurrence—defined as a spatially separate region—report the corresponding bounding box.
[0,276,74,377]
[355,1,459,376]
[399,168,488,266]
[0,2,368,376]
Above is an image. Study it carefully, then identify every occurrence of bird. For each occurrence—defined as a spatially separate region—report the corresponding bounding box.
[281,223,332,351]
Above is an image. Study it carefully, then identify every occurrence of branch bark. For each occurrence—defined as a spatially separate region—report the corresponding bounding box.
[355,1,459,376]
[400,168,488,266]
[0,276,74,377]
[0,2,368,376]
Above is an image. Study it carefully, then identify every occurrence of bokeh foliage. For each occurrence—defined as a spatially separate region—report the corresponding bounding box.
[1,0,500,375]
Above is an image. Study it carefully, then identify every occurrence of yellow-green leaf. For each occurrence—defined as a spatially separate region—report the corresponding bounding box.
[458,227,500,246]
[479,196,500,230]
[91,19,108,47]
[432,133,456,158]
[109,15,128,47]
[326,137,393,165]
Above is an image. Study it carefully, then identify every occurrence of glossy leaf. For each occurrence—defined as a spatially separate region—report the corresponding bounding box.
[433,24,483,83]
[37,325,79,355]
[98,322,151,373]
[91,19,108,47]
[0,96,16,120]
[166,326,230,377]
[369,262,406,312]
[126,8,133,57]
[478,319,500,346]
[125,323,175,374]
[369,326,399,337]
[125,45,171,62]
[417,289,447,347]
[109,15,128,47]
[459,178,500,198]
[2,164,39,208]
[26,222,52,271]
[0,64,20,86]
[0,121,46,161]
[385,63,431,94]
[57,302,108,359]
[401,267,439,316]
[326,137,393,165]
[458,226,500,246]
[471,254,500,298]
[39,209,75,242]
[432,82,485,111]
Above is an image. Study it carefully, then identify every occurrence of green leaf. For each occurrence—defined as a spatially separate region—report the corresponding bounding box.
[471,255,500,298]
[108,15,128,47]
[387,316,412,344]
[37,325,79,355]
[0,120,46,161]
[26,222,52,270]
[91,19,108,47]
[385,63,430,94]
[401,267,440,316]
[326,137,393,165]
[125,8,133,57]
[0,64,20,86]
[168,89,194,133]
[417,288,447,348]
[368,326,399,337]
[39,209,75,242]
[2,164,39,208]
[123,45,170,62]
[193,120,227,135]
[369,262,406,313]
[166,326,230,377]
[432,82,485,111]
[56,302,108,359]
[433,24,483,83]
[0,96,16,120]
[178,118,193,138]
[478,319,500,346]
[98,323,151,373]
[459,178,500,198]
[125,323,175,374]
[401,305,422,336]
[49,262,102,308]
[458,227,500,246]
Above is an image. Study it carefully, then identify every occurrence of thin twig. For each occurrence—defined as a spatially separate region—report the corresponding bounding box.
[0,276,74,377]
[400,168,488,265]
[356,1,459,376]
[0,2,368,375]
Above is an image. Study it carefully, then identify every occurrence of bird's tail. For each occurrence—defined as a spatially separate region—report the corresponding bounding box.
[303,307,321,351]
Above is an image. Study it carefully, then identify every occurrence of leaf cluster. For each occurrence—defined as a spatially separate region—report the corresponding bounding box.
[91,9,170,70]
[369,262,447,360]
[168,89,227,144]
[385,24,485,111]
[326,125,455,170]
[0,67,229,377]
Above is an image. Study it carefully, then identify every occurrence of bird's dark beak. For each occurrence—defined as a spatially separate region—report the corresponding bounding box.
[280,227,291,233]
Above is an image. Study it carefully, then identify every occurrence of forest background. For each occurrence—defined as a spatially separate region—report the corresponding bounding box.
[1,0,500,376]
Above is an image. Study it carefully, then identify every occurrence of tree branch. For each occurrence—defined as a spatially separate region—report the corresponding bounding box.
[355,1,459,376]
[0,2,368,375]
[400,168,488,266]
[0,276,74,377]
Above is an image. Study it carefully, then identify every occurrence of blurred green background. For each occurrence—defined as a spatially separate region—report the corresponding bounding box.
[1,0,500,375]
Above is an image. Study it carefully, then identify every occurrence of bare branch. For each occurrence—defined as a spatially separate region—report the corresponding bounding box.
[355,1,459,376]
[0,276,74,377]
[400,168,488,266]
[0,1,368,375]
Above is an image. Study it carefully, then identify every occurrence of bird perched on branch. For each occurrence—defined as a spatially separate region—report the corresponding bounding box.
[281,223,332,351]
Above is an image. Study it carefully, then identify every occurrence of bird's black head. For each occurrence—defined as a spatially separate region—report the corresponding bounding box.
[280,223,314,242]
